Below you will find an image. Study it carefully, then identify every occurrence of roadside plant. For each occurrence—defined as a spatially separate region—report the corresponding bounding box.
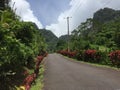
[109,50,120,67]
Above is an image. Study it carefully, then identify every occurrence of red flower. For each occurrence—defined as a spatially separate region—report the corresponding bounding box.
[23,70,29,76]
[25,84,31,90]
[109,50,120,67]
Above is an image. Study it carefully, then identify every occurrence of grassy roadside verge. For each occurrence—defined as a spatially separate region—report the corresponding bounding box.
[30,65,44,90]
[59,54,120,71]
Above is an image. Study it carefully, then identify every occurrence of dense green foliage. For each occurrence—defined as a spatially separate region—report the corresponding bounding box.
[58,8,120,68]
[70,8,120,51]
[109,50,120,67]
[56,35,69,50]
[0,7,46,89]
[93,8,120,25]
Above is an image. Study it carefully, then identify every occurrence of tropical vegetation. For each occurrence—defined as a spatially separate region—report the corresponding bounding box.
[0,1,47,90]
[57,8,120,68]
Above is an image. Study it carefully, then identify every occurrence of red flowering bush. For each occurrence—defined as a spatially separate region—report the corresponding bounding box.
[109,50,120,67]
[67,51,77,58]
[57,50,77,58]
[23,74,34,85]
[37,56,44,61]
[84,50,102,63]
[36,56,43,67]
[35,55,44,76]
[58,49,108,64]
[59,50,69,56]
[23,70,29,76]
[23,73,37,90]
[25,84,31,90]
[84,50,96,62]
[21,53,47,90]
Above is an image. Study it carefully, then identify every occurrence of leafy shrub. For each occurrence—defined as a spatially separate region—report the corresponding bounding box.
[58,50,68,56]
[34,55,44,76]
[96,51,110,65]
[76,50,84,60]
[109,50,120,67]
[58,49,111,66]
[22,53,47,90]
[83,50,108,63]
[84,50,97,62]
[36,56,44,66]
[23,73,36,90]
[58,50,77,58]
[67,51,77,58]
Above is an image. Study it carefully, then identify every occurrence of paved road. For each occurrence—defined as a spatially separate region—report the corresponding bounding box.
[43,54,120,90]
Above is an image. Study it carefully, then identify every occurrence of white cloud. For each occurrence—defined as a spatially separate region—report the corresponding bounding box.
[46,0,120,37]
[10,0,43,28]
[46,13,67,37]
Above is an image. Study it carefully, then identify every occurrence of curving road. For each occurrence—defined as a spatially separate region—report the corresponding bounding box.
[43,53,120,90]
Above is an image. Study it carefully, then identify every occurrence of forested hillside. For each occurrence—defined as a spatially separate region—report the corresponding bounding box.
[70,8,120,51]
[93,8,120,24]
[40,29,58,52]
[55,35,71,50]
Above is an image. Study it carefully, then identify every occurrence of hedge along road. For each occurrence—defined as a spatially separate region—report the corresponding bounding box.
[43,53,120,90]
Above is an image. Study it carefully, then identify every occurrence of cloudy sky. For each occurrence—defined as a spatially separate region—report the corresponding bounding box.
[10,0,120,37]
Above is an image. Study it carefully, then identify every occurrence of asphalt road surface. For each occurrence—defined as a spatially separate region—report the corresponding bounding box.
[43,53,120,90]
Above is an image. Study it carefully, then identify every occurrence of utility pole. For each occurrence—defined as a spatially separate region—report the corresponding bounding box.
[64,17,72,52]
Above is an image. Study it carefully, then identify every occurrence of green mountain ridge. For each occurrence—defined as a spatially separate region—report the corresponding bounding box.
[93,8,120,24]
[39,29,58,52]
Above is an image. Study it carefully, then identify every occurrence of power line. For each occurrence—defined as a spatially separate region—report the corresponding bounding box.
[65,0,84,34]
[70,0,84,16]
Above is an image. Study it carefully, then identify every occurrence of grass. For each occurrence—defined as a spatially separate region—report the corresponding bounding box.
[15,65,44,90]
[30,65,44,90]
[60,54,120,71]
